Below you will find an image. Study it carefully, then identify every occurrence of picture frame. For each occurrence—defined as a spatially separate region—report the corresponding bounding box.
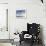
[16,8,27,18]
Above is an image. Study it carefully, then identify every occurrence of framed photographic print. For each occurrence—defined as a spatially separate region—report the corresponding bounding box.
[16,8,27,18]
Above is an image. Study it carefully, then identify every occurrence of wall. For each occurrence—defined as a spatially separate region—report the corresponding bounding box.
[0,0,8,3]
[9,0,45,43]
